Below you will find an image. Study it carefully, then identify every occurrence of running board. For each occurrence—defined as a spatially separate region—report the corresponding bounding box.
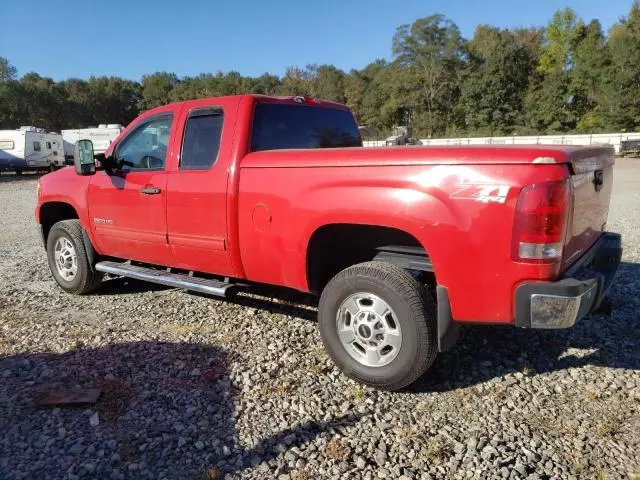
[95,261,235,297]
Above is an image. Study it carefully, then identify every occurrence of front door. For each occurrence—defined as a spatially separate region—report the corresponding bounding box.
[88,113,176,265]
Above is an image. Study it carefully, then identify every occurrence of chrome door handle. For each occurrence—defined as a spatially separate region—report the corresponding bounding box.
[139,186,161,195]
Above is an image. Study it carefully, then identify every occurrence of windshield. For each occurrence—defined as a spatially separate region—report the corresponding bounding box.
[250,103,362,152]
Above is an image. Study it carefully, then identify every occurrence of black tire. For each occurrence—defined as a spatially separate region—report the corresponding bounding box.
[46,219,102,294]
[15,169,22,176]
[318,261,438,391]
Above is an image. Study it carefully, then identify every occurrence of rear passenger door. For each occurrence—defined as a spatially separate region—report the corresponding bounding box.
[166,102,235,276]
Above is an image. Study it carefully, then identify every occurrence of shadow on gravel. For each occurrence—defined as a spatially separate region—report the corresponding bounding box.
[0,341,359,479]
[410,261,640,393]
[98,277,319,320]
[88,262,639,396]
[0,172,44,183]
[95,277,173,296]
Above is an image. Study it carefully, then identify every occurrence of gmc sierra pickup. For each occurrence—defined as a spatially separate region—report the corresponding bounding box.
[36,95,622,390]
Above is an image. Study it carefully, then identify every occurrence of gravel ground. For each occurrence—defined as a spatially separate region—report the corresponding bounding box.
[0,163,639,480]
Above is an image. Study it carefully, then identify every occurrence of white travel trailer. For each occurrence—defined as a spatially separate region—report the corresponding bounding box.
[0,127,65,173]
[62,124,124,160]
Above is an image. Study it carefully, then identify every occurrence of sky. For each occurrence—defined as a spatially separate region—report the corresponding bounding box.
[0,0,634,81]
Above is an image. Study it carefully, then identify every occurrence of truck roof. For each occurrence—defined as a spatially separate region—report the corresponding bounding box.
[141,94,350,118]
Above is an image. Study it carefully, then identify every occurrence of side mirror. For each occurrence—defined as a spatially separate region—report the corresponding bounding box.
[73,140,96,176]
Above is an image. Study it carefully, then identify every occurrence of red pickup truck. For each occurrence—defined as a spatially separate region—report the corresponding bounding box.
[36,95,621,390]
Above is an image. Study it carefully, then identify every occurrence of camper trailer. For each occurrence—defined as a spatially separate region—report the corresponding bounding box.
[0,127,65,173]
[62,124,124,161]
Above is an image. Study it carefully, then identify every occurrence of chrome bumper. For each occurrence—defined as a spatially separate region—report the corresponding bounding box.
[515,233,622,329]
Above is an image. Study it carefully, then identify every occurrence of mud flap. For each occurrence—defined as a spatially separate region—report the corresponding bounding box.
[436,285,460,352]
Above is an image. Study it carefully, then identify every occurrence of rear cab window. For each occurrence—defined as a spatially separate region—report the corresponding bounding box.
[180,107,224,170]
[250,102,362,152]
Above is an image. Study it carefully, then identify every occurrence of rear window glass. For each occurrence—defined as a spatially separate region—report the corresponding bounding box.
[180,108,224,170]
[251,103,362,152]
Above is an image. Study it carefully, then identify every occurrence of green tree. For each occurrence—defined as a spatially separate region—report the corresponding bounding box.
[524,8,583,133]
[571,20,610,131]
[0,57,17,82]
[343,70,367,123]
[458,26,537,135]
[392,14,465,137]
[139,72,178,110]
[359,60,395,134]
[538,8,581,75]
[278,67,312,96]
[600,2,640,130]
[0,58,20,128]
[305,64,346,102]
[249,73,281,95]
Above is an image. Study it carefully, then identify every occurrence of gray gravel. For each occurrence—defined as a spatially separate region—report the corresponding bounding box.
[0,163,639,480]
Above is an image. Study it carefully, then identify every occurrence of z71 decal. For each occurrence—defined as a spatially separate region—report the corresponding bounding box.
[451,185,510,204]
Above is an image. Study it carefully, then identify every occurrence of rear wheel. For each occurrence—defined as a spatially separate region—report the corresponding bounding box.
[47,220,102,294]
[15,169,22,176]
[318,261,437,391]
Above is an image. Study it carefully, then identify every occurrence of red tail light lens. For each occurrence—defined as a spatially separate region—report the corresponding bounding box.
[512,180,571,263]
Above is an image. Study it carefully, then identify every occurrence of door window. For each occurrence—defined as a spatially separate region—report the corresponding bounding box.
[33,141,41,151]
[115,114,173,170]
[180,108,224,170]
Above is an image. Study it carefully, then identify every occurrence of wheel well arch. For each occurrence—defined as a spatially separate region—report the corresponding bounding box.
[39,202,79,245]
[306,223,435,293]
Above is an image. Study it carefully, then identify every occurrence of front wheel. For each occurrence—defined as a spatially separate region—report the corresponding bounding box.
[318,261,438,391]
[46,220,102,294]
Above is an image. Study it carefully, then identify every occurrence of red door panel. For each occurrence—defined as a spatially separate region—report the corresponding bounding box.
[88,171,170,264]
[165,98,240,276]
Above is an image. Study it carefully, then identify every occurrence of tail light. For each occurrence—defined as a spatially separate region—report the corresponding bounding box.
[512,179,571,263]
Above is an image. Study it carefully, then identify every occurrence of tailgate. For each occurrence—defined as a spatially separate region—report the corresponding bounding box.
[562,148,614,270]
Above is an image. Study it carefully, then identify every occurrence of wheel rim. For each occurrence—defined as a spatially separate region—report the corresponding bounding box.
[54,237,78,281]
[336,292,402,367]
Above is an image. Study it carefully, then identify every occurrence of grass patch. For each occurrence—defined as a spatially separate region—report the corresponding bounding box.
[258,378,295,397]
[202,467,220,480]
[422,439,446,465]
[350,385,366,404]
[292,470,310,480]
[585,389,598,402]
[325,438,348,462]
[571,460,588,474]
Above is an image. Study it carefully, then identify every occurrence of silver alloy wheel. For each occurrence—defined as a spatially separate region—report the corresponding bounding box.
[54,237,78,281]
[336,292,402,367]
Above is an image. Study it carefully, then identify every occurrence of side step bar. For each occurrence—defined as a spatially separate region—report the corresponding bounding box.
[95,261,235,297]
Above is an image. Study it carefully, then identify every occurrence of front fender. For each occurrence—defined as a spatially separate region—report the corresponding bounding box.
[36,169,99,251]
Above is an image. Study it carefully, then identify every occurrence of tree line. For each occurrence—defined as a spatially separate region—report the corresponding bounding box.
[1,3,639,139]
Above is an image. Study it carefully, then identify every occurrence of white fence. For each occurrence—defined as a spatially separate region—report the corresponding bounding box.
[363,132,640,153]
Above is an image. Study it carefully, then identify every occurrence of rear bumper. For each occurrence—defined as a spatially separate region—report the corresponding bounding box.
[514,232,622,329]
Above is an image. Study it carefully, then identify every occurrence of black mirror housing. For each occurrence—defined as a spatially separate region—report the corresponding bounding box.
[73,140,96,176]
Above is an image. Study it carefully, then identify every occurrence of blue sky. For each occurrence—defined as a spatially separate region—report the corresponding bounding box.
[0,0,634,81]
